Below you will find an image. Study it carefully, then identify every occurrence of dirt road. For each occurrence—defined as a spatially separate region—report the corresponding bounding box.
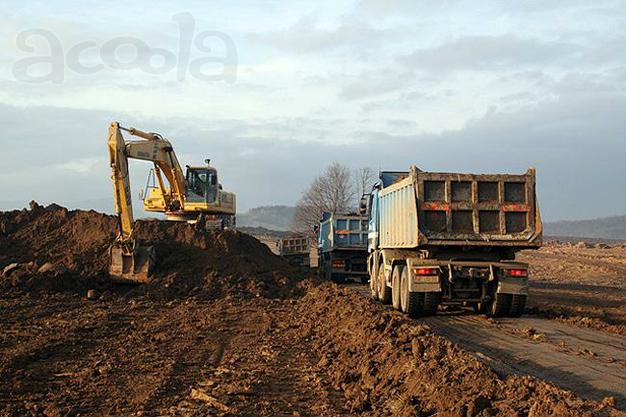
[347,282,626,406]
[423,313,626,404]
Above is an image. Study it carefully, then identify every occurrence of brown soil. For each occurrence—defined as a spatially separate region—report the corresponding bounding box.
[1,205,624,416]
[519,242,626,335]
[0,203,305,300]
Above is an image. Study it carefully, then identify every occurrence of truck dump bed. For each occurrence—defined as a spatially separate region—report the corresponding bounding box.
[319,212,368,253]
[378,166,542,249]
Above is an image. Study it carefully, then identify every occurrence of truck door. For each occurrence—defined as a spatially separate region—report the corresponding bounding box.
[368,190,379,249]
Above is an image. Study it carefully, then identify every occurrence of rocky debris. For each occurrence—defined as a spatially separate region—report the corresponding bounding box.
[38,262,67,275]
[86,289,99,300]
[2,262,20,277]
[189,388,232,413]
[575,241,593,249]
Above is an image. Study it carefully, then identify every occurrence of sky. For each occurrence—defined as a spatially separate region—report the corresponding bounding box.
[0,0,625,221]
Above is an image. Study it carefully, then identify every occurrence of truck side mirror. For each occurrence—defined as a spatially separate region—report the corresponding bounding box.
[359,195,368,215]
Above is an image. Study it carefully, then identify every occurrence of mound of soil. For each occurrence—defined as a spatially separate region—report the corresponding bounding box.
[296,284,625,416]
[0,203,306,299]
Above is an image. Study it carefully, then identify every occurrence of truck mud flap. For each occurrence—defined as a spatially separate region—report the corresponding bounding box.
[497,277,529,296]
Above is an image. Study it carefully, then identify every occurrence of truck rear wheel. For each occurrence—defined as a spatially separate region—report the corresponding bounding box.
[331,274,345,284]
[422,292,440,316]
[510,294,527,317]
[400,267,419,316]
[377,265,391,304]
[488,293,512,317]
[391,265,402,310]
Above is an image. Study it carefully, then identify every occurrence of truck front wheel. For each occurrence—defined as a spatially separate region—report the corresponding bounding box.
[377,265,391,304]
[370,262,379,300]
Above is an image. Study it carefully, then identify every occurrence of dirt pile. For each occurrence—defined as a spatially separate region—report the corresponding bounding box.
[0,203,306,299]
[296,284,625,416]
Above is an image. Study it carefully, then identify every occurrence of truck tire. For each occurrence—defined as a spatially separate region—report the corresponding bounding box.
[510,294,526,317]
[377,265,391,304]
[399,267,420,317]
[422,292,440,316]
[331,274,345,284]
[391,265,402,310]
[488,293,512,317]
[370,264,379,300]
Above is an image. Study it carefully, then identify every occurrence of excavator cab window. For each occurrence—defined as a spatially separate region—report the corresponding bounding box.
[186,168,218,203]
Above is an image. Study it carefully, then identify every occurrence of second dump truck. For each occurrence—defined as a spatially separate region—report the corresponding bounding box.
[361,165,542,318]
[318,212,369,283]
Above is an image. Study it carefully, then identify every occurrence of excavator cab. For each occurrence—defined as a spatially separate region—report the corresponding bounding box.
[185,166,219,204]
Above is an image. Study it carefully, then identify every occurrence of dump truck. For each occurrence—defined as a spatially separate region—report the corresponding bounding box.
[361,165,542,318]
[276,236,311,267]
[318,212,369,283]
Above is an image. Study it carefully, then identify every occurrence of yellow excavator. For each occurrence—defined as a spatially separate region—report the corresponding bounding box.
[107,121,236,283]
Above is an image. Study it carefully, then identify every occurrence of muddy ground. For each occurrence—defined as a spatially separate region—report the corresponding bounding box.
[1,204,625,416]
[520,242,626,335]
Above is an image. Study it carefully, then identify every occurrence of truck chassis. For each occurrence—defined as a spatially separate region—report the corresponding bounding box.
[368,248,529,318]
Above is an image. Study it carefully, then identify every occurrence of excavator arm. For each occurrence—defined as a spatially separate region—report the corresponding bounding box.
[108,122,135,240]
[107,122,157,283]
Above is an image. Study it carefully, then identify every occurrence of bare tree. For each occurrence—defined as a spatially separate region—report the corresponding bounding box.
[293,162,355,238]
[354,167,376,197]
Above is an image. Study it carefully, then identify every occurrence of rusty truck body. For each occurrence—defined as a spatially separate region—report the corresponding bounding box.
[362,165,542,318]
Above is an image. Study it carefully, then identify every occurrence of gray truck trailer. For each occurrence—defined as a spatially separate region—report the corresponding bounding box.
[276,236,311,267]
[361,165,542,318]
[318,212,369,283]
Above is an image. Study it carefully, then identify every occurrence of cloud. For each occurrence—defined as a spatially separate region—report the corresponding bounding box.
[250,15,400,54]
[398,35,581,72]
[1,84,624,220]
[338,69,415,100]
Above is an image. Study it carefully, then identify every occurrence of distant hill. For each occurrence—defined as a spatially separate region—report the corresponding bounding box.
[237,205,296,231]
[544,215,626,240]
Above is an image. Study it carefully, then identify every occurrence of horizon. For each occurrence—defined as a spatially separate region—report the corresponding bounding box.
[0,198,624,224]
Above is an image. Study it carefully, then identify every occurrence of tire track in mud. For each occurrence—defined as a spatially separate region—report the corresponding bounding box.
[422,314,626,404]
[345,282,626,405]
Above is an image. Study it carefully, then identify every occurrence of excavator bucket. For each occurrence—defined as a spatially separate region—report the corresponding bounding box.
[108,244,156,284]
